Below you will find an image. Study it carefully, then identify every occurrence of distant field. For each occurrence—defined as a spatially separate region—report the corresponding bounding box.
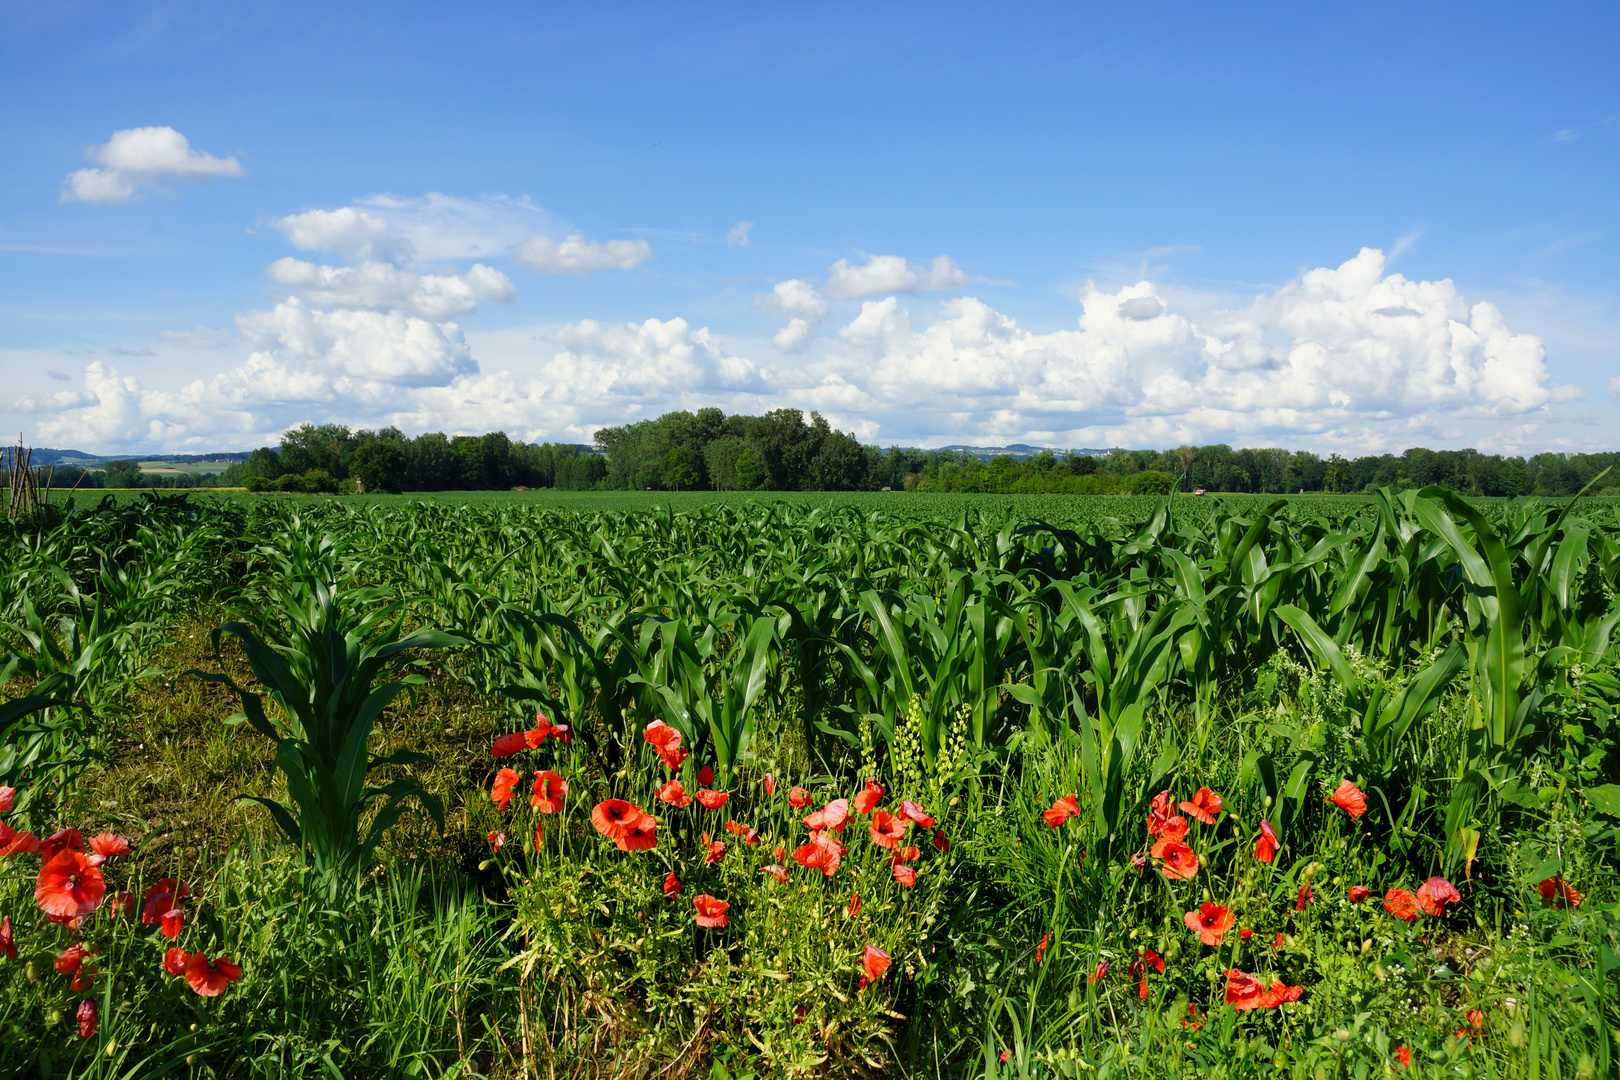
[57,485,1618,527]
[55,485,1398,526]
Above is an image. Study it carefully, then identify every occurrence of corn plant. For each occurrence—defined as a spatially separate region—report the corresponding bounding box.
[194,568,471,879]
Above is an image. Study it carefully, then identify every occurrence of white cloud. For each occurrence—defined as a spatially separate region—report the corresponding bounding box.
[727,220,755,247]
[272,207,416,265]
[61,126,242,204]
[19,247,1585,456]
[265,257,514,320]
[755,278,829,353]
[1609,376,1620,402]
[823,253,970,298]
[512,233,652,274]
[354,193,562,261]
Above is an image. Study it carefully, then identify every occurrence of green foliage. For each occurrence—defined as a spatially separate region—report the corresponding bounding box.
[349,438,409,494]
[192,541,470,878]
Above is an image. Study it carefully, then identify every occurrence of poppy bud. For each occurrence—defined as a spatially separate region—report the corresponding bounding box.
[77,999,97,1039]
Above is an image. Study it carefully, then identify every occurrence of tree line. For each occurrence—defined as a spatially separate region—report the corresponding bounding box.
[12,412,1620,497]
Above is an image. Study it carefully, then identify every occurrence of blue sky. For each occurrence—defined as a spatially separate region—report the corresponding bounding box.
[2,1,1616,454]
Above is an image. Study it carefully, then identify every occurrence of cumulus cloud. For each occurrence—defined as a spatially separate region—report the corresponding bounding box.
[61,126,242,204]
[823,253,970,298]
[785,248,1579,450]
[727,220,755,247]
[265,257,515,320]
[511,233,652,274]
[22,247,1582,456]
[755,279,830,353]
[272,207,415,265]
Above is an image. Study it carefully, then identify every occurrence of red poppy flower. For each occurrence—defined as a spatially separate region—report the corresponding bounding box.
[532,822,544,849]
[1239,927,1252,940]
[1273,932,1288,950]
[1043,793,1080,828]
[698,765,714,786]
[0,915,12,959]
[692,894,729,928]
[491,767,520,811]
[76,999,96,1039]
[1328,779,1367,819]
[804,798,850,834]
[1224,969,1268,1011]
[525,713,555,747]
[862,944,891,984]
[792,832,843,876]
[695,789,730,810]
[1295,883,1314,911]
[1348,885,1371,903]
[488,831,506,852]
[161,907,185,940]
[1383,887,1419,921]
[1150,838,1199,880]
[1129,852,1147,872]
[88,833,132,860]
[642,721,689,769]
[892,844,921,863]
[491,732,528,758]
[663,871,681,896]
[1416,876,1461,917]
[704,837,726,864]
[1263,981,1303,1007]
[655,779,692,807]
[892,863,916,887]
[142,879,189,924]
[1181,1002,1205,1030]
[760,864,789,883]
[1184,902,1234,946]
[70,967,95,991]
[933,829,950,852]
[1254,819,1279,863]
[591,799,642,839]
[56,944,90,974]
[530,770,567,813]
[184,952,243,997]
[1136,948,1164,975]
[1394,1046,1411,1070]
[0,822,39,857]
[1149,790,1173,822]
[0,787,14,812]
[1089,960,1109,983]
[773,844,785,861]
[1150,814,1189,842]
[1035,932,1050,963]
[896,799,935,828]
[550,723,572,744]
[847,892,861,917]
[869,810,907,849]
[1179,787,1223,824]
[1466,1008,1484,1029]
[853,778,885,815]
[788,786,810,809]
[163,946,189,976]
[614,814,658,852]
[763,773,776,797]
[39,828,86,860]
[36,849,106,918]
[1538,876,1581,908]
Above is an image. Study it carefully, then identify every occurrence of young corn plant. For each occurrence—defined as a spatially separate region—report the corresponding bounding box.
[194,570,471,882]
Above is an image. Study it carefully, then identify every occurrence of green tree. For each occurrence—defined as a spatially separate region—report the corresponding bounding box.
[280,424,355,478]
[734,447,765,491]
[349,440,409,494]
[661,447,700,490]
[102,459,141,488]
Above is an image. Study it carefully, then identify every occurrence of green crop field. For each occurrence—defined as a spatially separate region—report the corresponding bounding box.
[2,488,1618,1077]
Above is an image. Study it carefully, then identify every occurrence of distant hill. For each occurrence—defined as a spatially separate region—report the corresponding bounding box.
[19,448,251,467]
[938,443,1117,461]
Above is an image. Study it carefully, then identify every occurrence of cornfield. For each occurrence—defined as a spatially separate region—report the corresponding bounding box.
[1,487,1618,1078]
